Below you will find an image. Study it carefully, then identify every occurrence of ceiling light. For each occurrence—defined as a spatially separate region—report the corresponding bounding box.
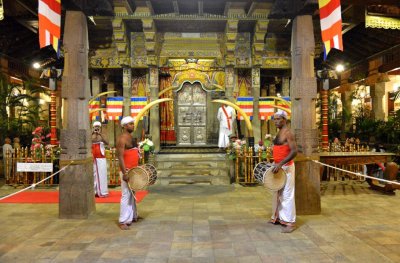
[335,64,344,72]
[33,62,41,69]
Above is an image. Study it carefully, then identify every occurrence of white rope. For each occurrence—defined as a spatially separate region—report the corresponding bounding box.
[0,161,74,201]
[312,160,400,186]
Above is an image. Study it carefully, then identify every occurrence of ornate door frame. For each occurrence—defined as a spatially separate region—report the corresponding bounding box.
[175,81,207,146]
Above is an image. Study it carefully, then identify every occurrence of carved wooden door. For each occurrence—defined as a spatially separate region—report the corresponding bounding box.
[176,82,207,146]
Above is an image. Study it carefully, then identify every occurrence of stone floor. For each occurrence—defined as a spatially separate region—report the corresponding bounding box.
[1,180,400,263]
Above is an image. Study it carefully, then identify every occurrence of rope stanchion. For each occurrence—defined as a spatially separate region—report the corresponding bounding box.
[0,161,74,201]
[313,160,400,186]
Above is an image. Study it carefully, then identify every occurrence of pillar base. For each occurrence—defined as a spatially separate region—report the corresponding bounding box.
[59,161,96,219]
[295,155,321,215]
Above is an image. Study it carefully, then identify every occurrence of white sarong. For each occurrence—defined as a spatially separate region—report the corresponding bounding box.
[93,142,108,197]
[119,172,138,224]
[271,163,296,225]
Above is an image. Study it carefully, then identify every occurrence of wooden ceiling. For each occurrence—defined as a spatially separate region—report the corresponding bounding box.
[0,0,399,72]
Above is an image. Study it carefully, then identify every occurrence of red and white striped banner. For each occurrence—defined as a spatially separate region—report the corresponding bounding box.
[38,0,61,52]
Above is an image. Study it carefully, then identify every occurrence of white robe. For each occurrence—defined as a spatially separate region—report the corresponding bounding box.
[217,105,236,148]
[93,142,108,197]
[271,163,296,225]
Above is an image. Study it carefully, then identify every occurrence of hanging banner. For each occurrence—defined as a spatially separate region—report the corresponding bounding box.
[236,97,253,120]
[131,97,148,120]
[106,97,123,121]
[259,98,275,120]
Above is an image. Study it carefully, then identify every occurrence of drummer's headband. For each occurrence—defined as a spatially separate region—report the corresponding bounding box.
[274,110,287,119]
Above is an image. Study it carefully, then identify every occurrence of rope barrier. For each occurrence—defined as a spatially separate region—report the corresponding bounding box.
[312,160,400,186]
[0,161,74,201]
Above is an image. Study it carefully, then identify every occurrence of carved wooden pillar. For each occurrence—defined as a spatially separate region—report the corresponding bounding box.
[340,84,353,140]
[149,67,160,152]
[59,11,95,219]
[252,67,261,144]
[282,77,290,97]
[321,80,329,151]
[50,91,57,145]
[372,82,386,121]
[123,67,132,116]
[291,15,321,215]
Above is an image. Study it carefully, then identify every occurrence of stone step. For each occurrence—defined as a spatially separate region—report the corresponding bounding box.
[157,162,228,169]
[154,152,231,185]
[156,153,226,161]
[157,175,230,185]
[158,168,229,177]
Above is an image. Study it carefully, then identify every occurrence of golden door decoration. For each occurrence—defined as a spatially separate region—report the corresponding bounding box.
[176,82,207,146]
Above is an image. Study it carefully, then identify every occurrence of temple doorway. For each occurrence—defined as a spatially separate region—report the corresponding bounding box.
[176,82,207,146]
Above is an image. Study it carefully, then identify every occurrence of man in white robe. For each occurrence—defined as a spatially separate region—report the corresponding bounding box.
[92,121,109,197]
[217,104,236,149]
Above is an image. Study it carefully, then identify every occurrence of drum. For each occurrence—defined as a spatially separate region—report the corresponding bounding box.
[263,167,286,191]
[253,162,273,184]
[127,166,149,191]
[141,163,157,185]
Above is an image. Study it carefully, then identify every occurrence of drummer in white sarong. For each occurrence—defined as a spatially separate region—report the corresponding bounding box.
[270,110,298,233]
[116,116,140,230]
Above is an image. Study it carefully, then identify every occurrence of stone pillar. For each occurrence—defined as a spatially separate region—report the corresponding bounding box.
[372,82,386,121]
[290,15,321,215]
[59,11,95,219]
[149,67,160,152]
[252,67,261,144]
[340,84,353,140]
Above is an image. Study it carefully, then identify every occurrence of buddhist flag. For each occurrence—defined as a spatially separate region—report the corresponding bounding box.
[236,97,253,120]
[38,0,61,53]
[259,98,275,120]
[131,97,147,120]
[106,97,124,121]
[318,0,343,59]
[276,96,291,119]
[88,98,100,121]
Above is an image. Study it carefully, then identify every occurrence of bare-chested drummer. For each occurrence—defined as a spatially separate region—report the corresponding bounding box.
[270,110,298,233]
[116,116,140,230]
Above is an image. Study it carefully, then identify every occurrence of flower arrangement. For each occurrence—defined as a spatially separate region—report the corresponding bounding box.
[227,139,246,160]
[138,138,154,153]
[30,126,61,159]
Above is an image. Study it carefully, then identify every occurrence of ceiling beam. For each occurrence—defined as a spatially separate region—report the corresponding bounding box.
[198,1,203,16]
[145,1,154,15]
[15,0,37,17]
[224,2,231,16]
[247,2,256,17]
[173,1,179,15]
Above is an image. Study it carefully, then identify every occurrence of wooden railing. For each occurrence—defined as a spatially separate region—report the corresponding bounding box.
[4,147,152,187]
[4,147,58,185]
[233,147,272,185]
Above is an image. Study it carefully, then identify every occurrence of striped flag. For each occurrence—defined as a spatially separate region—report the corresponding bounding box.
[38,0,61,53]
[236,97,253,120]
[106,97,124,121]
[259,98,275,120]
[318,0,343,59]
[276,97,291,119]
[131,97,147,120]
[88,98,100,121]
